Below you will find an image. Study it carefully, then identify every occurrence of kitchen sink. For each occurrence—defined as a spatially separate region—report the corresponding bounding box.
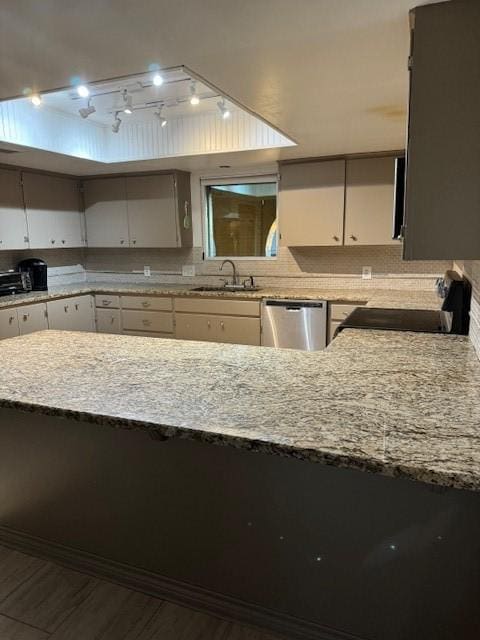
[191,286,261,293]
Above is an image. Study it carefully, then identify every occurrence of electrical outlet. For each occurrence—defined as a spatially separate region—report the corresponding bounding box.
[182,264,196,277]
[362,266,372,280]
[144,265,151,277]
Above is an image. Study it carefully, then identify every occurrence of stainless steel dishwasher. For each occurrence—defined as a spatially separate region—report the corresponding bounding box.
[261,299,327,350]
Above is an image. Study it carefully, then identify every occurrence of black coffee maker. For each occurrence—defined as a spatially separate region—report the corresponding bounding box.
[17,258,48,291]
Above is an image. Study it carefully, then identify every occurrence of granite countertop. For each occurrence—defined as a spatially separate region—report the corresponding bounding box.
[0,282,442,310]
[0,328,478,492]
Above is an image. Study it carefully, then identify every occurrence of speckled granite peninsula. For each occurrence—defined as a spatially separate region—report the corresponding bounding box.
[1,328,479,491]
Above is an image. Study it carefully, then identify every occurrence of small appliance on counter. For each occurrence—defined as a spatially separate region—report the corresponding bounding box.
[0,271,32,297]
[336,271,471,338]
[17,258,48,291]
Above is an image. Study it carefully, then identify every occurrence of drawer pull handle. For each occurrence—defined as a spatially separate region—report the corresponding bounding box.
[75,304,79,311]
[23,314,29,321]
[110,317,115,324]
[207,321,211,329]
[102,300,111,306]
[141,301,150,307]
[349,235,358,241]
[220,321,225,330]
[332,235,339,242]
[142,319,151,326]
[64,305,69,313]
[9,316,14,324]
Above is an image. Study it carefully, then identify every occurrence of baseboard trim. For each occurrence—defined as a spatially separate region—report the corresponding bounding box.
[0,525,363,640]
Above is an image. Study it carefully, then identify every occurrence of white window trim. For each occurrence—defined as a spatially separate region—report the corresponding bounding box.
[201,174,279,261]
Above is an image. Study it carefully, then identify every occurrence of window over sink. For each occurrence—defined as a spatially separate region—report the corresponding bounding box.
[203,176,278,259]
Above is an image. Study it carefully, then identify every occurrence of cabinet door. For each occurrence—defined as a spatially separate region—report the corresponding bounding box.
[47,296,95,332]
[215,316,260,346]
[18,303,48,335]
[279,160,345,246]
[96,308,121,334]
[126,175,178,248]
[404,2,480,259]
[0,308,19,339]
[84,178,129,248]
[23,173,83,249]
[0,169,28,250]
[344,158,399,246]
[175,313,215,342]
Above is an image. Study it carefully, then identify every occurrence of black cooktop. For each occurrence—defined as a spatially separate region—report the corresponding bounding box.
[337,307,448,335]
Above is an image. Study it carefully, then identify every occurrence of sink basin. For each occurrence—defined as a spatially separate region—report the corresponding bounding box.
[191,286,261,293]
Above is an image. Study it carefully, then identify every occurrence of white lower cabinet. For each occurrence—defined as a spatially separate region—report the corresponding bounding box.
[0,308,20,339]
[47,296,95,332]
[18,303,49,335]
[96,308,121,334]
[122,309,174,334]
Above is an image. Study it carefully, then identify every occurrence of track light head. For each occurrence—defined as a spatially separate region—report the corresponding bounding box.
[189,82,199,106]
[122,89,133,114]
[30,93,42,107]
[78,99,96,119]
[152,73,163,87]
[77,84,90,98]
[112,112,122,133]
[154,107,167,127]
[217,99,231,119]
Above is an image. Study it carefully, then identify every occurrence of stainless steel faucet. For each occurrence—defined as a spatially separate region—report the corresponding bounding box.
[220,259,238,286]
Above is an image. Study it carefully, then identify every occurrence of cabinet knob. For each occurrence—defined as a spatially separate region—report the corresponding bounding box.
[349,235,358,241]
[51,239,56,244]
[132,239,137,245]
[23,313,29,321]
[207,320,211,329]
[8,316,14,324]
[120,239,125,245]
[61,239,66,244]
[332,235,339,242]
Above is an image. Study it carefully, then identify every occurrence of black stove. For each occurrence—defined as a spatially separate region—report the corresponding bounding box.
[336,271,471,337]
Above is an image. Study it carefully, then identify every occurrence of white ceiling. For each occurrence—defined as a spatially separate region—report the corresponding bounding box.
[0,0,441,175]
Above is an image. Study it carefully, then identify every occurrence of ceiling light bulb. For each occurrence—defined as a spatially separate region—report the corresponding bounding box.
[112,112,122,133]
[217,99,231,119]
[154,107,167,127]
[77,85,90,98]
[190,82,199,106]
[78,99,96,119]
[30,94,42,106]
[153,73,163,86]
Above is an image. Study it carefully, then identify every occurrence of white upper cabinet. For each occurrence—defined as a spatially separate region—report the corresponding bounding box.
[84,177,129,248]
[23,173,84,249]
[126,175,178,248]
[0,168,28,250]
[344,157,399,246]
[279,160,346,246]
[83,172,192,249]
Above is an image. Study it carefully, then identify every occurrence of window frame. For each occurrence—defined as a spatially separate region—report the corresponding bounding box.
[201,174,279,261]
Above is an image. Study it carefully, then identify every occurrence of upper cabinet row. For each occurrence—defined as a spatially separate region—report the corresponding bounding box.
[0,169,192,250]
[279,156,400,247]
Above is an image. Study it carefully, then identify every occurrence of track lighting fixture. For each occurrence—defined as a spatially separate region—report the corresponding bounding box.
[112,112,122,133]
[152,73,163,87]
[154,106,167,127]
[217,99,231,119]
[30,93,42,106]
[189,82,199,106]
[76,85,90,98]
[122,89,133,114]
[78,98,96,119]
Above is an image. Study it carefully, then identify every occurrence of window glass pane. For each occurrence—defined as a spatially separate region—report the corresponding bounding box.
[205,181,277,258]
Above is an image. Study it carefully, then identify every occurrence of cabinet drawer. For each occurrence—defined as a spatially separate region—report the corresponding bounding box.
[121,296,173,311]
[96,308,121,334]
[329,303,365,322]
[122,310,173,333]
[95,294,120,309]
[0,308,19,339]
[18,303,48,335]
[175,313,260,346]
[174,297,260,317]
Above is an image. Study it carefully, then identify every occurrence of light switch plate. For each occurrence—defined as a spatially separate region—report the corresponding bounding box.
[182,264,196,277]
[362,266,372,280]
[144,266,151,277]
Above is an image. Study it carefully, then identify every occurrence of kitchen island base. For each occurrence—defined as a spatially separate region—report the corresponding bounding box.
[0,407,479,640]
